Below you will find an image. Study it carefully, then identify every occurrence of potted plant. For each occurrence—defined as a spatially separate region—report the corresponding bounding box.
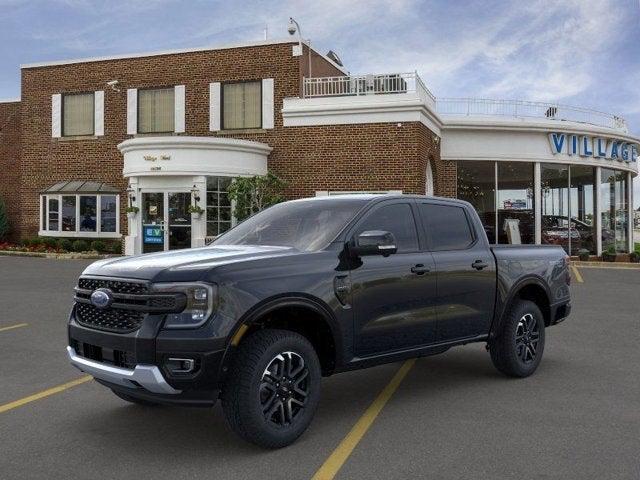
[125,206,139,219]
[602,245,617,262]
[630,250,640,263]
[577,248,590,261]
[188,205,204,219]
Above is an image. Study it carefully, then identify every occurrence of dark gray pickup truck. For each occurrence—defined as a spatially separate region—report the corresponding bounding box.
[67,194,571,447]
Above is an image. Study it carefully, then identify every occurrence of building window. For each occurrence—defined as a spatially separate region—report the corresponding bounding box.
[497,163,535,244]
[40,193,119,237]
[222,81,261,129]
[138,87,175,133]
[569,166,596,254]
[457,161,496,243]
[62,92,94,136]
[206,176,233,237]
[601,168,628,253]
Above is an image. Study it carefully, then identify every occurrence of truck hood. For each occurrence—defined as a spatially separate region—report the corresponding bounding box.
[81,245,298,281]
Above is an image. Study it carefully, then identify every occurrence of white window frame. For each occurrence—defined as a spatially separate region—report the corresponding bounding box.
[61,91,96,137]
[315,190,403,196]
[39,193,121,238]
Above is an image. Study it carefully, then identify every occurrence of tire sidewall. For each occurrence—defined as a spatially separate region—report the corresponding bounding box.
[503,301,546,377]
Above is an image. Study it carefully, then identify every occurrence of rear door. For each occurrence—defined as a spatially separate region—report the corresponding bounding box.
[416,200,496,341]
[349,200,438,356]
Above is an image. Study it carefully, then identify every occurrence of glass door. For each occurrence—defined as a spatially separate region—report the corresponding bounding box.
[142,192,165,253]
[168,192,191,250]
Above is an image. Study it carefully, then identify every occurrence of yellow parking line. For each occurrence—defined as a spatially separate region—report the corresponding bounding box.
[312,359,416,480]
[571,265,584,283]
[0,323,28,333]
[0,376,92,414]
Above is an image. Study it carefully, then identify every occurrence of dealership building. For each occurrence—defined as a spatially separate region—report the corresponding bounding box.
[0,38,637,256]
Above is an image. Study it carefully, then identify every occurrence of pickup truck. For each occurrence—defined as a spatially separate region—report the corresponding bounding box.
[67,194,571,448]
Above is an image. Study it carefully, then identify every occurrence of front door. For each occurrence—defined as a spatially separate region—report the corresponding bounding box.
[141,192,192,253]
[349,200,438,356]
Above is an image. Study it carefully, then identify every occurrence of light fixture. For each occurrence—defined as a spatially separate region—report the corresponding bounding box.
[191,185,201,203]
[126,185,136,203]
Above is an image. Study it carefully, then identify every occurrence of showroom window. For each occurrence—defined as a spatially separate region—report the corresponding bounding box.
[457,161,496,243]
[222,81,261,130]
[138,87,175,133]
[541,164,570,253]
[62,92,94,136]
[40,187,120,237]
[600,168,628,253]
[497,163,535,244]
[569,166,596,254]
[206,176,233,237]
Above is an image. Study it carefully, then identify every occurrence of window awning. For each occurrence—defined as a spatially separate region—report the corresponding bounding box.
[41,181,120,194]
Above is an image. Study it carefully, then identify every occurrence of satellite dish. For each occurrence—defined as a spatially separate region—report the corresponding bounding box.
[326,50,343,67]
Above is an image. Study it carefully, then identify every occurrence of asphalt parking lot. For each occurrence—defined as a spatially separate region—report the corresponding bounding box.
[1,256,639,480]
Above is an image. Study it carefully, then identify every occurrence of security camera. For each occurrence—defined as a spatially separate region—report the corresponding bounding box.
[106,80,120,92]
[287,18,297,35]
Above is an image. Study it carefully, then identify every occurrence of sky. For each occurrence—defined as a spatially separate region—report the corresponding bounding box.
[1,0,639,204]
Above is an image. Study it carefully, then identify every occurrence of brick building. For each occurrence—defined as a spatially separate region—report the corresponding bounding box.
[0,38,638,255]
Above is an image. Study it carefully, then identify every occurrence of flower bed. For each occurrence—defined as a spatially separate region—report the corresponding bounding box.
[0,238,122,255]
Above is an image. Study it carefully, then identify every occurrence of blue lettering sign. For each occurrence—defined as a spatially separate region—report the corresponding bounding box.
[610,141,619,160]
[569,135,579,155]
[632,144,638,162]
[579,136,593,156]
[595,138,607,157]
[548,133,565,154]
[620,143,629,162]
[144,226,164,244]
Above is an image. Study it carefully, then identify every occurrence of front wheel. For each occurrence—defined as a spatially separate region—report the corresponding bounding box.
[221,329,321,448]
[489,300,545,378]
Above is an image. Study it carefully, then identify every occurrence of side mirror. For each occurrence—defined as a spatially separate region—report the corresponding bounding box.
[350,230,398,257]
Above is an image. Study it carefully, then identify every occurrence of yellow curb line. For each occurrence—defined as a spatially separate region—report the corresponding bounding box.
[571,265,584,283]
[311,359,416,480]
[0,376,92,414]
[0,323,28,333]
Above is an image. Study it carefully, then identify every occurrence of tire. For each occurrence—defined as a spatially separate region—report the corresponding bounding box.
[221,329,322,448]
[111,389,159,406]
[489,300,545,378]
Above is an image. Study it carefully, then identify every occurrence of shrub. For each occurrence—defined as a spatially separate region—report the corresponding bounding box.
[29,237,42,247]
[72,239,89,252]
[41,237,58,249]
[21,238,32,247]
[58,238,73,252]
[90,240,106,252]
[109,241,122,254]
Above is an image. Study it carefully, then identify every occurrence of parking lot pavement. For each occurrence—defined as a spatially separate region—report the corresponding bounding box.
[1,258,639,480]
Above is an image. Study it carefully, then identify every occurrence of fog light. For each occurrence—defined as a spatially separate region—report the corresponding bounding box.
[165,357,195,374]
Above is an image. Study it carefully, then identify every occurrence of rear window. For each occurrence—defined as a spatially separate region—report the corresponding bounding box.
[419,203,474,251]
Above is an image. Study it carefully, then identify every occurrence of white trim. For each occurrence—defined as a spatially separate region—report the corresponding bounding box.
[0,98,20,103]
[628,171,633,253]
[38,230,122,239]
[127,88,137,135]
[316,190,403,196]
[94,90,104,136]
[262,78,275,129]
[595,167,602,256]
[174,85,186,133]
[425,161,434,196]
[20,38,348,74]
[39,192,121,237]
[209,82,221,131]
[534,162,541,244]
[51,94,61,138]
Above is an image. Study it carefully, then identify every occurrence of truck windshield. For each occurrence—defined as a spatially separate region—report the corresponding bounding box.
[212,199,367,252]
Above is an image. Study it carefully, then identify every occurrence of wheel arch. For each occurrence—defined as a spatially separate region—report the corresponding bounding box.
[222,295,342,378]
[491,276,552,337]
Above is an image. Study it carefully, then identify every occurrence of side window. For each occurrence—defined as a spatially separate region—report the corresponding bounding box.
[419,203,474,251]
[356,203,419,253]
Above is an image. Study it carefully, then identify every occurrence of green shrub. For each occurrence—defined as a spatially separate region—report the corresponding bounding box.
[41,237,58,248]
[21,238,32,247]
[29,237,42,246]
[109,241,122,254]
[90,240,106,252]
[58,238,73,251]
[72,239,89,252]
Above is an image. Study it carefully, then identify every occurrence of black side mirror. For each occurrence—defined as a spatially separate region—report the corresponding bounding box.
[350,230,398,257]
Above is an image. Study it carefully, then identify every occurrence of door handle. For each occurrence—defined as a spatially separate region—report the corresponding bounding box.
[411,264,430,275]
[472,260,488,270]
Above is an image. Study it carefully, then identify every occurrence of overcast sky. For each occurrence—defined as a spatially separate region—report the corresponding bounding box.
[1,0,639,204]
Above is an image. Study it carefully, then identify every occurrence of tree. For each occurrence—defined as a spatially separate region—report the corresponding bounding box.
[0,197,9,241]
[227,172,287,222]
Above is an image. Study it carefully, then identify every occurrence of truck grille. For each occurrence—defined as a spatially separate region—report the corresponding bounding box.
[73,277,186,334]
[76,303,145,333]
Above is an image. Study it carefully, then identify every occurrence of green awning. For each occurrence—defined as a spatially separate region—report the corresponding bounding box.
[41,180,120,194]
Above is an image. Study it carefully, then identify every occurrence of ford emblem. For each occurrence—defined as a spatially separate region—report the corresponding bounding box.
[90,288,114,309]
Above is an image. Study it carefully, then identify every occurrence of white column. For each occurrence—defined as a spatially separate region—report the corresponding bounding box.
[125,177,139,256]
[191,175,207,248]
[628,171,633,253]
[595,167,602,256]
[534,162,541,245]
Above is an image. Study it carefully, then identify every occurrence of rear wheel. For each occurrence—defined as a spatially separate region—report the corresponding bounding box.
[489,300,545,377]
[111,389,159,406]
[221,329,321,448]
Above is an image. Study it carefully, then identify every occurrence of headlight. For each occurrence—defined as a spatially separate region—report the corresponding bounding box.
[151,282,217,329]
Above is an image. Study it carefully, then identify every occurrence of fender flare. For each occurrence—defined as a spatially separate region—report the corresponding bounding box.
[489,275,551,338]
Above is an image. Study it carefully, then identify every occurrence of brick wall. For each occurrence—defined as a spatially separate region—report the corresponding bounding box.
[418,123,456,197]
[16,41,446,240]
[0,101,21,240]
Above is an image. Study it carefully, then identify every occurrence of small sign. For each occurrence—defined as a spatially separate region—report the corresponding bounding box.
[144,226,163,244]
[149,205,158,215]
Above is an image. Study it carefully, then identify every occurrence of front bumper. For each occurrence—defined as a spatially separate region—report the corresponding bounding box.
[67,346,180,394]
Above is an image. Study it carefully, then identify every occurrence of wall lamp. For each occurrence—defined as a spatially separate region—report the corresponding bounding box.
[126,185,136,203]
[191,185,201,203]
